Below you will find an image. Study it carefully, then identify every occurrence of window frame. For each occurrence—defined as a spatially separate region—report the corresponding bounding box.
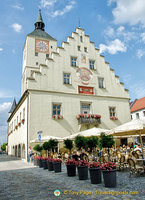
[52,104,61,116]
[71,56,77,67]
[63,73,71,85]
[109,107,116,117]
[89,60,95,70]
[98,77,105,88]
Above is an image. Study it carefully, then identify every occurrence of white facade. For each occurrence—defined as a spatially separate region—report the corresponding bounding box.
[131,109,145,120]
[8,11,131,160]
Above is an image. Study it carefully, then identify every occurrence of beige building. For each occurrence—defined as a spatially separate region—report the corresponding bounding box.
[7,10,131,160]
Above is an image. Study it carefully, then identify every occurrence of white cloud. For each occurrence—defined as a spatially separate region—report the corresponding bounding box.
[40,0,57,8]
[141,32,145,43]
[0,102,11,113]
[130,83,145,99]
[11,23,22,32]
[52,1,76,17]
[12,5,24,10]
[109,0,145,26]
[136,49,145,59]
[105,27,114,37]
[0,48,3,51]
[99,39,127,54]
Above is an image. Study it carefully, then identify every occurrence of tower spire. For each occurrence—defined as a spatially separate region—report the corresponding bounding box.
[35,9,45,31]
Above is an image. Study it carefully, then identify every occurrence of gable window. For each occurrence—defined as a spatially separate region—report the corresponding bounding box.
[81,103,90,115]
[53,104,61,116]
[84,47,87,52]
[89,60,95,70]
[109,107,116,117]
[71,57,77,67]
[98,78,105,88]
[35,52,38,56]
[64,73,71,84]
[136,113,139,119]
[78,46,81,51]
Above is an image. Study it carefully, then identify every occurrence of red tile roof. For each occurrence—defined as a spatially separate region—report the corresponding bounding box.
[130,97,145,112]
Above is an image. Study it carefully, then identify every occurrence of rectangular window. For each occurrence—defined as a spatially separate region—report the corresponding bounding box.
[46,54,49,58]
[109,107,116,117]
[20,112,22,121]
[89,60,95,70]
[53,104,61,116]
[81,104,90,115]
[84,47,87,52]
[35,52,38,56]
[17,116,18,124]
[78,46,81,51]
[98,78,105,88]
[23,108,25,119]
[80,36,83,42]
[143,111,145,117]
[71,57,77,67]
[136,113,139,119]
[64,73,70,84]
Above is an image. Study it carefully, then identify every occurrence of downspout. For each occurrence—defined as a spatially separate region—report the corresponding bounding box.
[26,92,29,161]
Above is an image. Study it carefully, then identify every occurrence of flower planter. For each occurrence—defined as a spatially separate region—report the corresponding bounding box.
[89,168,101,184]
[33,158,39,166]
[102,169,116,188]
[53,162,62,173]
[42,160,48,169]
[38,159,43,168]
[47,161,54,171]
[66,164,76,176]
[77,166,88,180]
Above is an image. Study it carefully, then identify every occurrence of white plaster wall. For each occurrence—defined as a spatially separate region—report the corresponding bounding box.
[131,109,145,120]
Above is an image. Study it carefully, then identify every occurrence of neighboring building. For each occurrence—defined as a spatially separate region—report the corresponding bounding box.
[130,97,145,120]
[7,10,131,160]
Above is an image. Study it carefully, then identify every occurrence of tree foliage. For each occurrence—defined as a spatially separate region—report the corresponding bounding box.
[74,135,87,150]
[48,139,58,152]
[42,142,50,151]
[33,144,43,152]
[64,139,73,151]
[86,136,98,151]
[1,143,7,151]
[99,132,115,149]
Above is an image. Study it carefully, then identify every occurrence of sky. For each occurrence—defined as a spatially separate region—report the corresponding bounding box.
[0,0,145,144]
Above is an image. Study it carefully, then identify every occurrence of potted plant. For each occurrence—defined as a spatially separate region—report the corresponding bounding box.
[74,135,87,150]
[53,159,62,173]
[37,156,43,168]
[101,162,117,188]
[47,158,54,171]
[89,162,102,184]
[75,160,88,180]
[42,157,48,169]
[65,159,76,176]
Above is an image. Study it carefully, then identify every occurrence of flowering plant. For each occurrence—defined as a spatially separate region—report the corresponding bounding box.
[101,162,116,171]
[18,122,21,126]
[36,156,42,160]
[21,119,25,124]
[76,114,101,120]
[75,160,88,167]
[89,161,101,169]
[65,159,76,165]
[52,115,63,120]
[15,125,18,129]
[41,157,48,160]
[53,158,62,163]
[110,116,118,120]
[47,158,54,162]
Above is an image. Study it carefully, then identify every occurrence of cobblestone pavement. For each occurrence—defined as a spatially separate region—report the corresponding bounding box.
[0,155,145,200]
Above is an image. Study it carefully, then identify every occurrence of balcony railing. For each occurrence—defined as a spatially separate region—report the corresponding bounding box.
[76,114,101,125]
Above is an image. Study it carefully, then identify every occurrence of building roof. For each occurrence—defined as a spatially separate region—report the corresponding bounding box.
[27,29,56,40]
[9,98,17,113]
[130,97,145,112]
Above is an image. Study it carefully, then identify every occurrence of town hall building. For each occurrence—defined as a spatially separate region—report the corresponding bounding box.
[7,10,131,160]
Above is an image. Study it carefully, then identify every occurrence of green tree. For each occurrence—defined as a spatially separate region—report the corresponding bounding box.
[74,135,87,150]
[48,139,58,153]
[33,144,43,152]
[64,139,73,152]
[1,143,7,151]
[42,142,50,151]
[86,136,98,151]
[99,132,115,149]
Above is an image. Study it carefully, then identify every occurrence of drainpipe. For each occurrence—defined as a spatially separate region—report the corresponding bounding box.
[26,92,29,161]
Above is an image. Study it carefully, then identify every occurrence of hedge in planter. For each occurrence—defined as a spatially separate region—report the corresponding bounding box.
[53,159,62,173]
[65,159,76,176]
[89,162,101,184]
[76,160,88,180]
[101,162,117,188]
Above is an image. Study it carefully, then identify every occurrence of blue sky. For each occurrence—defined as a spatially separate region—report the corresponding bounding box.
[1,0,145,144]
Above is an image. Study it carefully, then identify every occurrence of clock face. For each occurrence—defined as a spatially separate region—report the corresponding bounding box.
[35,39,49,53]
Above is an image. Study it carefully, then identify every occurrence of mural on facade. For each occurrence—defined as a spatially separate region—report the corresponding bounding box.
[76,67,93,85]
[81,54,86,63]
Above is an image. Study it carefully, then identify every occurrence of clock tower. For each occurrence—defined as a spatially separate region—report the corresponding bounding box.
[22,10,57,94]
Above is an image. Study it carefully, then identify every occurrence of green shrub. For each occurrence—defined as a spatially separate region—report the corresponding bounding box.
[64,139,73,151]
[74,135,87,150]
[33,144,43,152]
